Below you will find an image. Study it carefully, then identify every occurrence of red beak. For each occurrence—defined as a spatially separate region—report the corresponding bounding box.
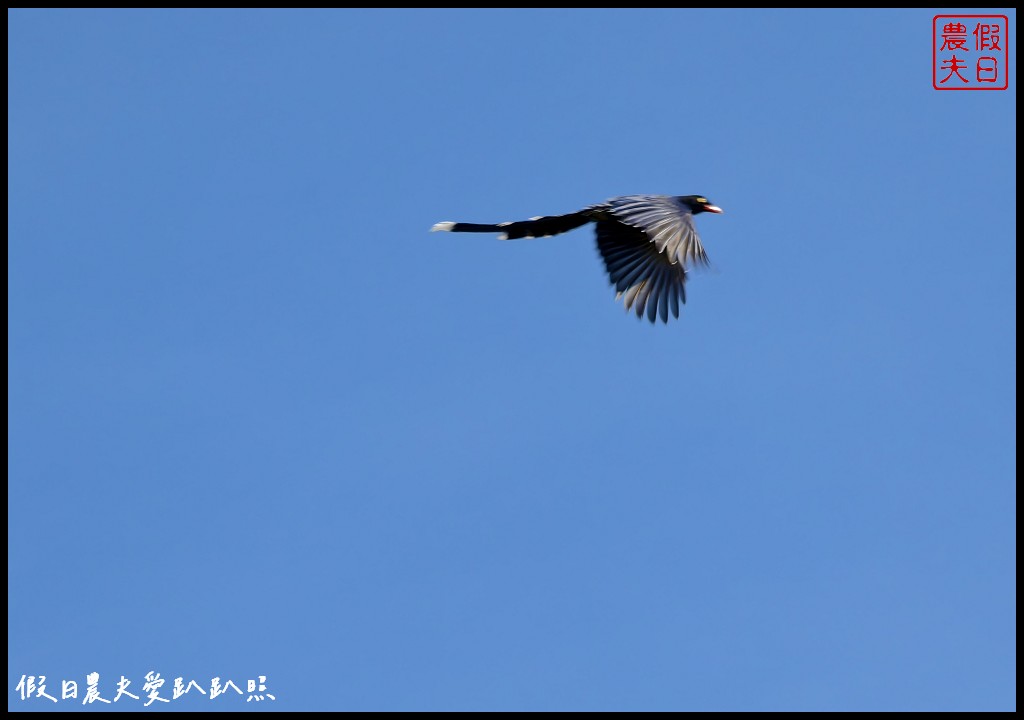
[703,204,723,214]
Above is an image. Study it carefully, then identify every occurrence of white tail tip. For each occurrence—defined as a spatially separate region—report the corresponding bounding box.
[431,221,456,232]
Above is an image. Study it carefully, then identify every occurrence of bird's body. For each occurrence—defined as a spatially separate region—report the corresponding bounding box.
[431,195,722,323]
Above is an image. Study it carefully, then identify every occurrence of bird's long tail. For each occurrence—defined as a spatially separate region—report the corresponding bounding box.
[430,210,593,240]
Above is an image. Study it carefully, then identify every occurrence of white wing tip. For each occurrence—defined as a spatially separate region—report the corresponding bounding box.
[431,221,456,232]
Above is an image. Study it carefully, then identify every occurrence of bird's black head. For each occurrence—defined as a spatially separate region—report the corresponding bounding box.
[679,195,723,215]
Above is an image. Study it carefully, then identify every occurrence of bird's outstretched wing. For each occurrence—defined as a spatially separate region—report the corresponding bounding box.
[595,219,689,323]
[605,195,710,268]
[594,196,710,323]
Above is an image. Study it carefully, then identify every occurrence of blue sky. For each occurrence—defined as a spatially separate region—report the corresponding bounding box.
[8,8,1016,712]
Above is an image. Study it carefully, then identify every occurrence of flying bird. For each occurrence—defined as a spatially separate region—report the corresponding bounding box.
[431,195,723,323]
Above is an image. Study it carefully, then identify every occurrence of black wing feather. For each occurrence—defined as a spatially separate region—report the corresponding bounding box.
[595,219,688,324]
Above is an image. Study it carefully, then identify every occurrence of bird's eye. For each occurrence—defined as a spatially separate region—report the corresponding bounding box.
[696,197,707,204]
